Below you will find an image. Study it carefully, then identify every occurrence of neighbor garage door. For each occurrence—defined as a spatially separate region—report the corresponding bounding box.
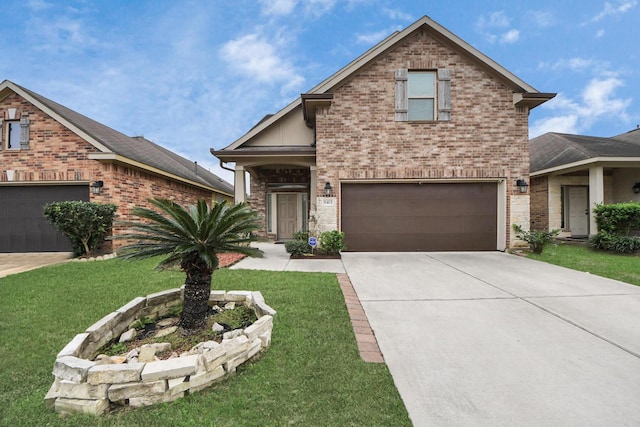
[0,185,89,252]
[341,182,497,251]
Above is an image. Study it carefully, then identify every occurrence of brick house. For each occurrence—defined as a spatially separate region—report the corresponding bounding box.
[530,129,640,237]
[212,16,555,251]
[0,80,233,253]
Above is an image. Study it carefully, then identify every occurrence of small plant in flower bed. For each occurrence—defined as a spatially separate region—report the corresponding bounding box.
[102,304,257,359]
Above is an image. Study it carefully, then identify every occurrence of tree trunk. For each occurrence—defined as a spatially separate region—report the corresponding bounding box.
[180,256,213,331]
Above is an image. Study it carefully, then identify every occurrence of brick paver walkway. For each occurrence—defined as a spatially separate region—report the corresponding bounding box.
[337,273,384,363]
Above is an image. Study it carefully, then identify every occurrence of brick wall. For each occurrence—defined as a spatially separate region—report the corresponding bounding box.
[530,176,549,231]
[0,92,214,251]
[315,29,531,248]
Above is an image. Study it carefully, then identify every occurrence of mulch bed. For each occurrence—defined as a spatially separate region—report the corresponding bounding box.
[218,253,247,268]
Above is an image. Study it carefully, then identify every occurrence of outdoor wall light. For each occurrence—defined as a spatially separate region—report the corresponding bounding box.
[324,182,333,196]
[633,182,640,194]
[515,178,529,193]
[91,180,104,194]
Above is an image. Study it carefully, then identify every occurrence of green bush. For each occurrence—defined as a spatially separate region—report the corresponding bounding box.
[589,232,640,254]
[284,239,311,256]
[512,224,559,254]
[292,230,310,241]
[593,202,640,235]
[319,230,346,255]
[43,201,118,256]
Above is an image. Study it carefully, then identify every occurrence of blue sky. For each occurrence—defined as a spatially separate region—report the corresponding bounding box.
[1,0,638,183]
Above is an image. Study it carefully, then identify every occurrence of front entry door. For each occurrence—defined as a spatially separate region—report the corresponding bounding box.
[567,186,589,236]
[277,194,298,240]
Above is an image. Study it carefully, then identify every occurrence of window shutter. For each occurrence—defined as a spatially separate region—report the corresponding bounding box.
[20,117,30,149]
[395,69,408,122]
[437,69,451,121]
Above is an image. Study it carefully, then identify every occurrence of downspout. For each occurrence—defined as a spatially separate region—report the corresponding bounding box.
[219,159,235,173]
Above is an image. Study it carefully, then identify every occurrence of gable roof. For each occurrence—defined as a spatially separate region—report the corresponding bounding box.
[218,15,555,153]
[0,80,233,196]
[530,131,640,174]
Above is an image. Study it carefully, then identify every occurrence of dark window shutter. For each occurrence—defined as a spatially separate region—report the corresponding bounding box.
[20,117,30,149]
[437,69,451,121]
[395,69,408,121]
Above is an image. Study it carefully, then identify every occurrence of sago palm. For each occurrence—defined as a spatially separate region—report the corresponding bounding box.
[116,198,262,331]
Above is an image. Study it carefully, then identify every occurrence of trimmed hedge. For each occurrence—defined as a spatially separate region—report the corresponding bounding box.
[590,202,640,254]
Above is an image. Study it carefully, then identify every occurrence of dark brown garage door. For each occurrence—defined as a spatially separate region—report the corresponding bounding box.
[341,182,497,251]
[0,185,89,252]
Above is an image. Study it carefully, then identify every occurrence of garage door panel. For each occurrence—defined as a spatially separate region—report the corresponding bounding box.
[0,185,89,252]
[341,182,497,251]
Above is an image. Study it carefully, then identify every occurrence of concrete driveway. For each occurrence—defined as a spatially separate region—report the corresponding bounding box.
[341,252,640,426]
[0,252,72,278]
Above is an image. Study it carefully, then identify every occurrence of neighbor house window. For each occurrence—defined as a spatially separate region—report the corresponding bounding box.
[6,121,21,150]
[395,68,451,122]
[408,71,436,121]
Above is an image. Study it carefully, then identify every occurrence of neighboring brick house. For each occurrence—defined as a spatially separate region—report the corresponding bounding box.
[530,129,640,237]
[0,80,233,253]
[212,16,555,251]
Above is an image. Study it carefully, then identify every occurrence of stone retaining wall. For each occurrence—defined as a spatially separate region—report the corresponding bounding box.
[45,288,276,415]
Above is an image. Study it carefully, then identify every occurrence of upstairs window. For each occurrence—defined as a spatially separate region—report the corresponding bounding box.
[0,116,30,150]
[408,71,436,121]
[395,68,451,122]
[6,121,21,150]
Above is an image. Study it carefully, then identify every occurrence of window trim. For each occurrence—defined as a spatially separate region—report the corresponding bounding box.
[395,68,451,122]
[407,70,437,121]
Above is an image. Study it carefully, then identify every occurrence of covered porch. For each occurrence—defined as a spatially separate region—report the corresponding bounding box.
[213,147,317,240]
[536,162,640,237]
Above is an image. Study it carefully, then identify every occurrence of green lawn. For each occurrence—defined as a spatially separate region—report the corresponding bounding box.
[528,242,640,286]
[0,258,410,426]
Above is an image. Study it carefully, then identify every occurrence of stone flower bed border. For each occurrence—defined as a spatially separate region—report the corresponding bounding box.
[45,288,276,415]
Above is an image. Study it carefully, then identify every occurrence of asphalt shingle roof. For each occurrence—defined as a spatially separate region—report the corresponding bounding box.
[530,131,640,173]
[6,81,233,195]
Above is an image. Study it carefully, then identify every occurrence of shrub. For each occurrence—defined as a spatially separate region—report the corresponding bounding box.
[319,230,346,255]
[43,201,118,256]
[589,232,640,254]
[285,239,311,256]
[292,230,310,241]
[512,224,559,254]
[593,202,640,235]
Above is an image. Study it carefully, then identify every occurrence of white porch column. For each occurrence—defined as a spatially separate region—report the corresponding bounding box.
[234,165,246,203]
[309,166,317,210]
[588,165,604,235]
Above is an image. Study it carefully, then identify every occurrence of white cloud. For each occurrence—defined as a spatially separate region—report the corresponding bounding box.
[29,16,98,53]
[356,25,404,44]
[538,57,597,72]
[530,114,579,137]
[476,11,510,30]
[476,11,519,44]
[26,0,50,11]
[220,33,304,92]
[303,0,337,17]
[530,76,631,137]
[526,10,555,27]
[382,7,413,21]
[585,0,637,23]
[259,0,297,15]
[500,29,519,44]
[596,29,606,38]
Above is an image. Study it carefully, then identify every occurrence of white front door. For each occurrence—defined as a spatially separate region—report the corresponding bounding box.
[277,194,298,240]
[567,186,589,236]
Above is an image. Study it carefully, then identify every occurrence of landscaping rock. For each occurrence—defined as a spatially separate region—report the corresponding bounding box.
[53,356,96,382]
[58,380,109,400]
[140,354,199,382]
[138,345,157,362]
[55,397,109,415]
[157,317,179,327]
[154,326,177,338]
[119,328,137,343]
[129,391,183,408]
[189,365,225,392]
[224,301,235,310]
[94,354,115,365]
[244,315,273,342]
[87,363,144,385]
[168,376,190,395]
[212,322,224,333]
[57,333,90,358]
[108,380,166,401]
